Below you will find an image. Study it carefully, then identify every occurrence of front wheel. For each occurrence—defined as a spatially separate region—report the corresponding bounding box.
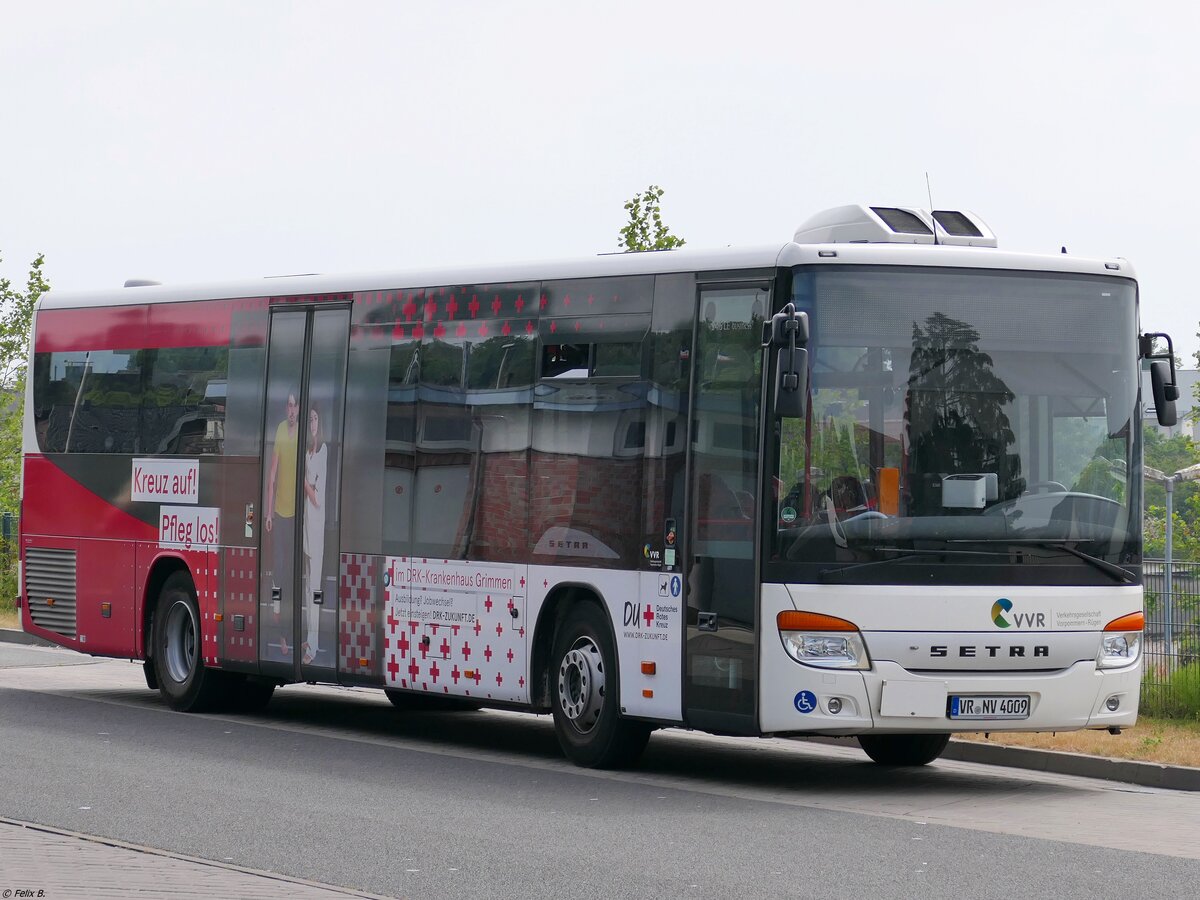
[152,571,228,712]
[551,603,651,769]
[857,733,951,766]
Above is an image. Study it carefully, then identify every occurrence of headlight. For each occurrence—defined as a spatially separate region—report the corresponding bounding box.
[1097,611,1143,670]
[777,611,870,670]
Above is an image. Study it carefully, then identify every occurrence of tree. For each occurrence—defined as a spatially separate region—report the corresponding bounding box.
[0,252,48,610]
[0,253,49,514]
[617,185,686,252]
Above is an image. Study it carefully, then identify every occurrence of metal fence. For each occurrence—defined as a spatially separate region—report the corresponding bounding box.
[1142,559,1200,718]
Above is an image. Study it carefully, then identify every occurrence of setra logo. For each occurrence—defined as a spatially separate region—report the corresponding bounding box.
[991,597,1013,628]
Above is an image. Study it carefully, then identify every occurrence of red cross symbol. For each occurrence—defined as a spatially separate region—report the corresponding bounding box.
[478,322,489,337]
[574,321,582,332]
[540,294,548,309]
[519,675,525,688]
[451,625,460,636]
[549,321,557,334]
[420,642,429,659]
[387,654,400,680]
[525,320,535,334]
[507,598,515,613]
[440,638,450,657]
[386,609,400,634]
[519,627,525,637]
[446,296,458,318]
[519,577,526,588]
[543,579,549,588]
[461,641,471,660]
[456,323,467,337]
[451,665,461,683]
[408,659,420,679]
[409,621,419,633]
[474,619,482,636]
[491,295,502,316]
[430,623,439,634]
[403,298,417,320]
[396,631,410,657]
[468,295,480,318]
[643,605,654,627]
[429,661,440,683]
[433,321,446,338]
[484,597,493,612]
[587,294,595,305]
[501,321,511,336]
[472,669,482,685]
[392,323,404,339]
[515,295,525,312]
[424,298,438,319]
[495,672,504,686]
[495,623,504,637]
[484,645,493,662]
[412,323,424,339]
[507,648,514,663]
[563,294,571,307]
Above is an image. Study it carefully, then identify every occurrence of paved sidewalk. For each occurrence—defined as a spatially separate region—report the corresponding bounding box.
[0,818,391,900]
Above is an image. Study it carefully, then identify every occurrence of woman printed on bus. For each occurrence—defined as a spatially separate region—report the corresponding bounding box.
[302,404,328,666]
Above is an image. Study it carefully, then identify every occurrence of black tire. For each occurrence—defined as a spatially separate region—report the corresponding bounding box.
[383,689,482,712]
[551,603,651,769]
[152,571,229,712]
[857,733,951,766]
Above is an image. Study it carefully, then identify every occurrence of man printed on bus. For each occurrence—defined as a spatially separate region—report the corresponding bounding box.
[265,389,299,658]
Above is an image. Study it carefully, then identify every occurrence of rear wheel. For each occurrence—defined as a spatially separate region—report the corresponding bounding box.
[857,733,950,766]
[152,571,229,712]
[551,603,651,769]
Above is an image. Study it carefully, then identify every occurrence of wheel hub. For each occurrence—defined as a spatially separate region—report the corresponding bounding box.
[557,637,605,733]
[163,599,197,685]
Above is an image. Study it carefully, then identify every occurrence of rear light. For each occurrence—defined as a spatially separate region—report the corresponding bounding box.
[1097,611,1143,669]
[777,610,870,670]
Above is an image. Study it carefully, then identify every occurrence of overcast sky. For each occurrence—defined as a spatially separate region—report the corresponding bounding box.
[3,1,1198,359]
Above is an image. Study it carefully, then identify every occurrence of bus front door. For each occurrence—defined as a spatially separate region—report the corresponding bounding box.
[682,284,766,734]
[258,307,349,682]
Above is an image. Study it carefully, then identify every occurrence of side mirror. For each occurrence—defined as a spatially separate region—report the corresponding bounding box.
[770,305,809,419]
[1150,360,1178,427]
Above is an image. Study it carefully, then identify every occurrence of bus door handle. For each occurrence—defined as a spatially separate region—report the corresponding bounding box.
[312,590,323,606]
[698,612,718,632]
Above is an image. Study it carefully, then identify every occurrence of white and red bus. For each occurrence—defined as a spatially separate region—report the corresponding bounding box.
[19,204,1177,768]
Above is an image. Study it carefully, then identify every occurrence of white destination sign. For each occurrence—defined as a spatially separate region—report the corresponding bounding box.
[132,458,200,504]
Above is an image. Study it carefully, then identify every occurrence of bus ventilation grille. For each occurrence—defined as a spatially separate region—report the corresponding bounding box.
[25,547,78,639]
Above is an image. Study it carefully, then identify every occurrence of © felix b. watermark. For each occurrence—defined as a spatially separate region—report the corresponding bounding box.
[3,890,47,898]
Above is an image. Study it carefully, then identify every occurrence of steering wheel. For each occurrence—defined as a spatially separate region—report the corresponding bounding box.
[1025,481,1068,494]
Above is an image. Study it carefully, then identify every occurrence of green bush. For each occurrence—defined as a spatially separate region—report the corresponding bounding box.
[1142,663,1200,720]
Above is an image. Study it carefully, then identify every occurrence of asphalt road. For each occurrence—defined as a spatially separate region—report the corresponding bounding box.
[2,644,1198,900]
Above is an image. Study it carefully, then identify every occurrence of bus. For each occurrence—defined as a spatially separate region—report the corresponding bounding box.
[18,204,1179,768]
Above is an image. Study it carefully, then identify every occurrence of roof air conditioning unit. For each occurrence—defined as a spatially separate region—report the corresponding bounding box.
[793,205,996,247]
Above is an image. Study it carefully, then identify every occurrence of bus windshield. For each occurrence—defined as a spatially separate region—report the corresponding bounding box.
[769,265,1142,586]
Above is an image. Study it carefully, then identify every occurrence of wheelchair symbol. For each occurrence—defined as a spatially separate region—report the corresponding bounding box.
[793,690,817,714]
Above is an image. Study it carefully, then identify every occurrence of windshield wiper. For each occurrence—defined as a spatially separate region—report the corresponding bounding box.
[949,539,1136,584]
[819,547,1010,583]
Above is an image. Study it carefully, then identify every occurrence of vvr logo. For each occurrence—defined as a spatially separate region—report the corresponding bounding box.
[991,598,1045,629]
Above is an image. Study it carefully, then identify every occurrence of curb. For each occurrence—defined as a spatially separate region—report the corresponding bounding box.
[943,738,1200,792]
[0,627,55,648]
[2,628,1196,791]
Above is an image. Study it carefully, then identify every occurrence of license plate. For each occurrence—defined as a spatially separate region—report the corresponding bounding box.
[949,695,1030,720]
